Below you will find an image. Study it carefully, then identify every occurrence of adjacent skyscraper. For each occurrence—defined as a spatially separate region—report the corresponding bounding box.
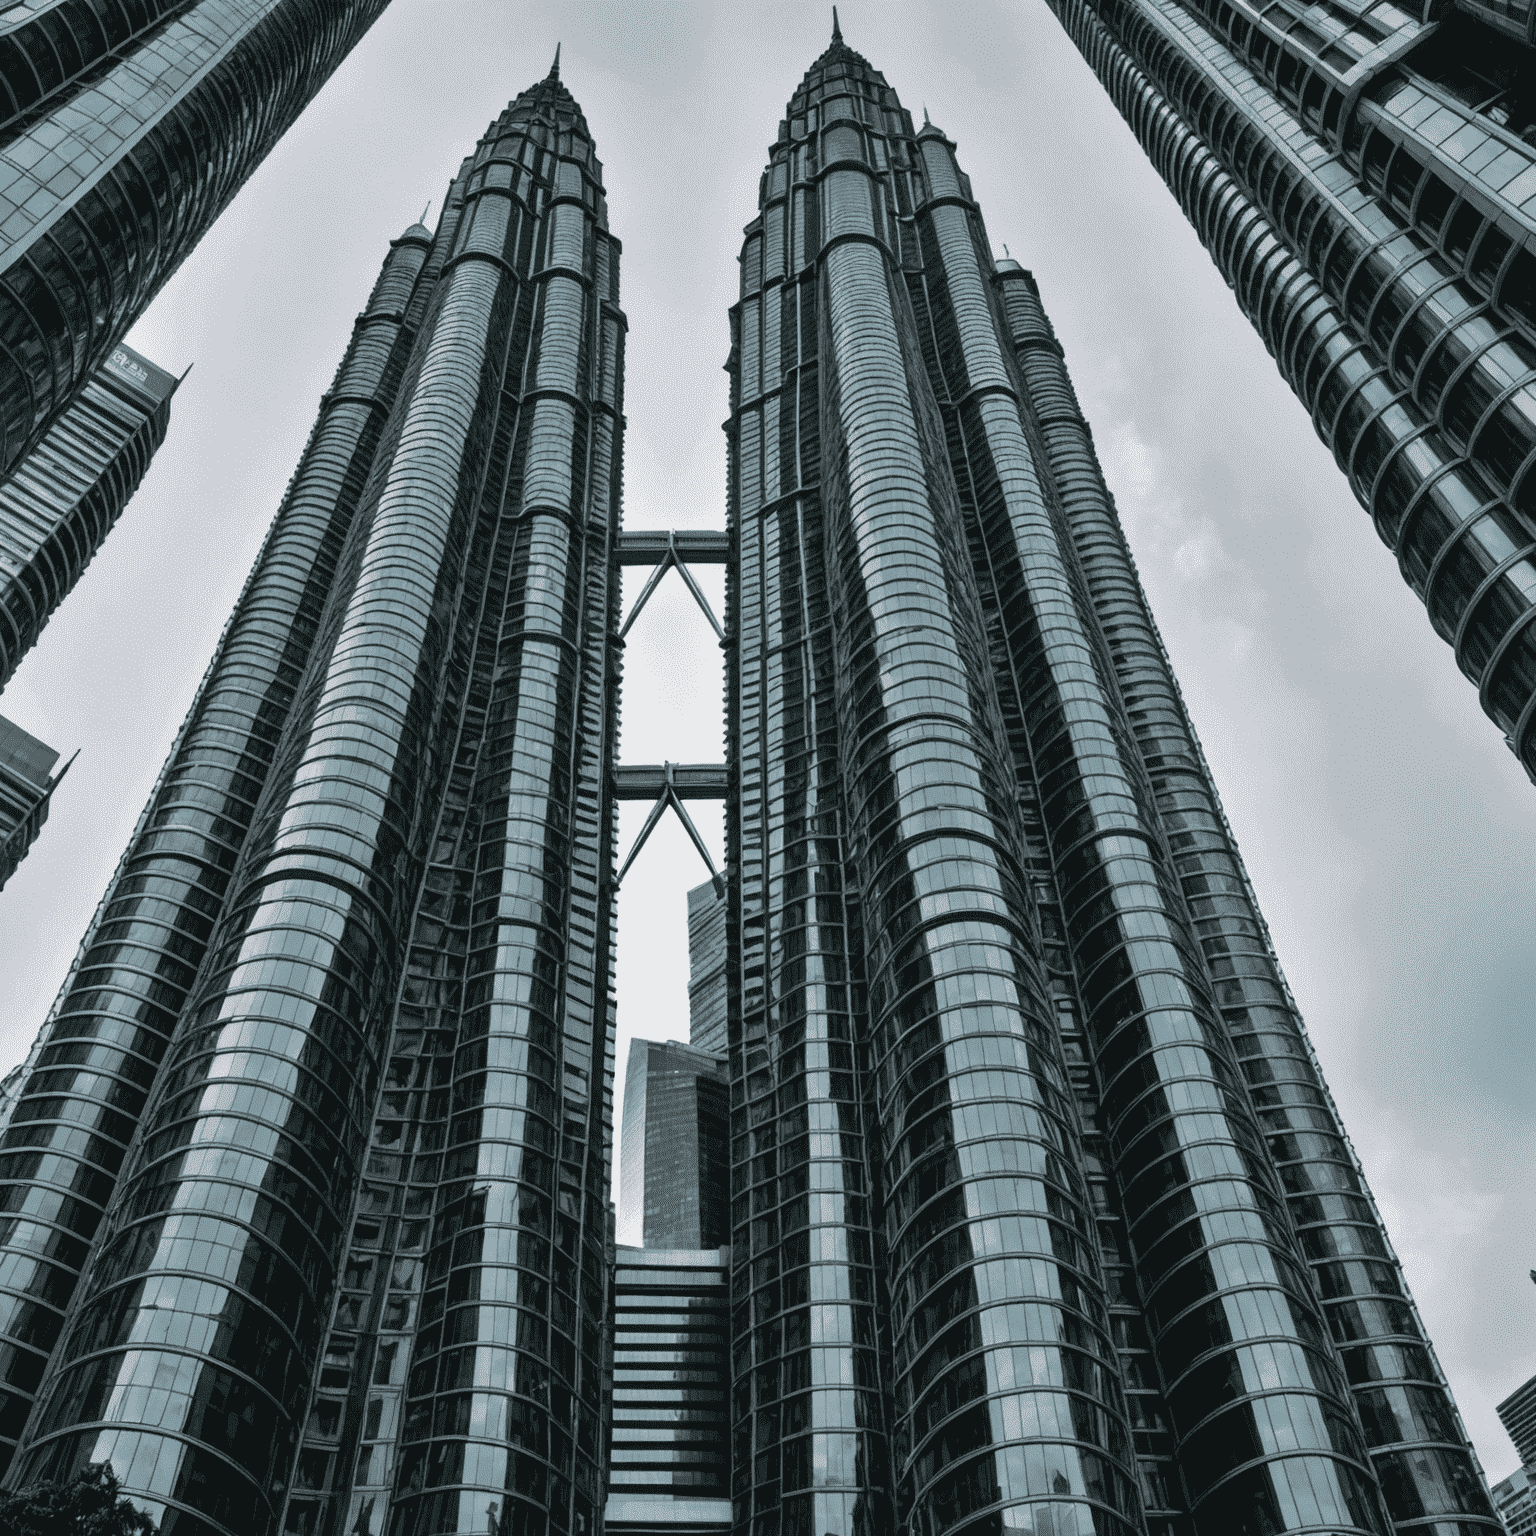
[0,0,394,480]
[0,21,1508,1536]
[1045,0,1536,780]
[723,20,1499,1536]
[0,343,175,689]
[1502,1372,1536,1468]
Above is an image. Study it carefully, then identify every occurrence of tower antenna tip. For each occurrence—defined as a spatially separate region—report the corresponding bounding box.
[550,41,560,79]
[419,202,430,224]
[923,103,930,126]
[831,6,842,43]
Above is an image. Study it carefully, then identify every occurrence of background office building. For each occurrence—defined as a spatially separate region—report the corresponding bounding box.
[685,879,727,1055]
[619,1039,728,1252]
[0,343,175,689]
[1494,1465,1536,1536]
[1503,1373,1536,1470]
[1045,0,1536,782]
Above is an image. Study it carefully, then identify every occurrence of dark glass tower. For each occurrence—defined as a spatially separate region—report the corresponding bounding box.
[0,60,625,1536]
[0,342,175,689]
[1043,0,1536,780]
[0,0,395,480]
[723,22,1498,1536]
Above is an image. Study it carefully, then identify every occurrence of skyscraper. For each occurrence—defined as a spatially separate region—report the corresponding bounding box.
[0,21,1507,1536]
[1044,0,1536,780]
[0,0,395,480]
[0,59,625,1536]
[723,20,1498,1536]
[0,342,175,689]
[0,711,66,886]
[618,1039,728,1251]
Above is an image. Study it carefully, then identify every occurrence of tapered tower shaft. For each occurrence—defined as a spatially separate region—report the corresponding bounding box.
[5,65,625,1536]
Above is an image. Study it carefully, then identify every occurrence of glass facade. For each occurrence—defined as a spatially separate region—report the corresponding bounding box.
[604,1246,731,1536]
[0,0,394,480]
[619,1040,729,1252]
[1044,0,1536,784]
[0,708,62,885]
[0,341,175,688]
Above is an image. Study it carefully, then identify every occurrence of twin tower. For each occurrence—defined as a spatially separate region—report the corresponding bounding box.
[0,28,1503,1536]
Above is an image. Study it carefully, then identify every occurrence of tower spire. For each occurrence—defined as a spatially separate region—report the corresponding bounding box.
[831,6,842,44]
[549,41,560,79]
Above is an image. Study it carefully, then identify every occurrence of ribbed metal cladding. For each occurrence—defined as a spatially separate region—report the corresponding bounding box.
[0,216,430,1486]
[907,118,1392,1535]
[725,41,893,1533]
[1043,0,1536,785]
[0,0,395,479]
[996,262,1501,1536]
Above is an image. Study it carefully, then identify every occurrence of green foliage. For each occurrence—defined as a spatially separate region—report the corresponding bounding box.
[0,1462,156,1535]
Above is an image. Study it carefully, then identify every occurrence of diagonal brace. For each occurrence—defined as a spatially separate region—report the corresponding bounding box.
[614,762,724,895]
[618,529,723,641]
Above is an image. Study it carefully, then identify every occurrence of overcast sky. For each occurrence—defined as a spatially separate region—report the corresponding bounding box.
[0,0,1532,1484]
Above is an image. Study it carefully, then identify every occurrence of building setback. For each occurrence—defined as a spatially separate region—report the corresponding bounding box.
[0,343,176,689]
[1043,0,1536,781]
[0,0,395,480]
